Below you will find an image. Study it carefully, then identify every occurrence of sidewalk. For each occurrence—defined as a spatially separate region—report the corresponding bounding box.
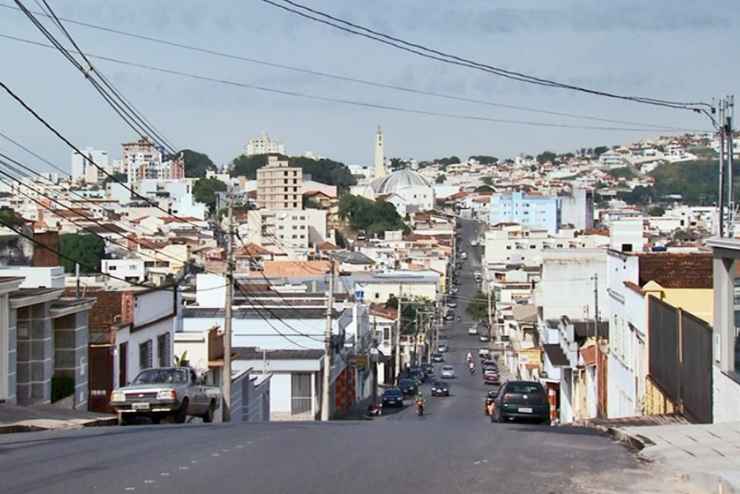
[614,421,740,493]
[0,403,117,434]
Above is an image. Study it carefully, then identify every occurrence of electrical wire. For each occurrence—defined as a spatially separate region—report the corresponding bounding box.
[0,33,708,134]
[263,0,713,112]
[0,2,701,132]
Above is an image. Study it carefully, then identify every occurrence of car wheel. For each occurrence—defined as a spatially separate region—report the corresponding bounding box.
[202,401,216,423]
[150,415,161,425]
[174,399,189,424]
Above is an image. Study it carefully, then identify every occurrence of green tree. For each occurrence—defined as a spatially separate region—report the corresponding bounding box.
[607,167,636,179]
[593,146,609,157]
[179,149,216,178]
[230,153,356,189]
[466,290,489,321]
[474,185,494,193]
[469,155,498,165]
[0,207,24,227]
[193,177,227,213]
[59,234,105,274]
[102,172,127,185]
[536,151,557,164]
[338,194,406,234]
[435,174,446,184]
[481,176,494,186]
[618,185,656,205]
[648,206,665,217]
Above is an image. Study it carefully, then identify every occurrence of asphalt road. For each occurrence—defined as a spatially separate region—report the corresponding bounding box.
[0,219,646,494]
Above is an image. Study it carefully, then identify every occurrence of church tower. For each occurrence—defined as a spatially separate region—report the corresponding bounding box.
[374,126,386,178]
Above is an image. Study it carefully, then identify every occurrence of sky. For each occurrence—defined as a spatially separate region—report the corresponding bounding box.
[1,0,739,172]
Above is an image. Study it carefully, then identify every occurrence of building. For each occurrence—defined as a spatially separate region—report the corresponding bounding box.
[246,133,285,156]
[374,126,386,178]
[245,209,327,259]
[560,187,594,231]
[489,192,562,235]
[71,147,109,184]
[256,156,303,210]
[123,138,184,185]
[353,271,441,304]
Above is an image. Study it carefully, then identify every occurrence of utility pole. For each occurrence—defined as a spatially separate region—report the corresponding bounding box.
[592,274,599,339]
[321,258,336,421]
[727,96,736,238]
[395,286,402,384]
[719,99,727,238]
[487,288,494,340]
[222,191,234,422]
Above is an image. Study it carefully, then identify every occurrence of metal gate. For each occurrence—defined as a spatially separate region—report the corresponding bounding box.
[88,344,114,413]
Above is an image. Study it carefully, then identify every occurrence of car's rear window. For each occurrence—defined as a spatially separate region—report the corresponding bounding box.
[133,369,188,384]
[506,383,543,394]
[384,389,402,396]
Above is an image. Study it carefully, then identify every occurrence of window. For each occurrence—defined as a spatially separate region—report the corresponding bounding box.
[621,243,633,253]
[157,333,171,367]
[293,202,298,208]
[291,373,312,415]
[139,340,153,370]
[108,265,117,271]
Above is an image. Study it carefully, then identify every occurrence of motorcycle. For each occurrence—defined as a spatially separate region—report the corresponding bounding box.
[484,398,495,416]
[415,399,424,416]
[469,364,476,375]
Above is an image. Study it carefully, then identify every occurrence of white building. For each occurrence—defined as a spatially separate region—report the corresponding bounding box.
[71,147,109,184]
[101,259,146,284]
[246,133,285,156]
[609,219,646,253]
[245,208,327,259]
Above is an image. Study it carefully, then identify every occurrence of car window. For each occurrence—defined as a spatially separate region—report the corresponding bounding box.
[505,383,544,394]
[133,368,188,385]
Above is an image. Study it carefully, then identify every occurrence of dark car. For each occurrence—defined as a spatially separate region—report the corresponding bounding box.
[431,380,450,397]
[431,353,444,363]
[483,371,500,385]
[399,378,419,396]
[381,388,404,408]
[421,363,434,376]
[408,368,427,384]
[493,381,550,424]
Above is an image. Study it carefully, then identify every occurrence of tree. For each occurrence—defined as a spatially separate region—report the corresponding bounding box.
[179,149,216,178]
[593,146,609,157]
[607,167,636,179]
[481,176,494,186]
[0,207,24,227]
[338,194,406,234]
[474,185,494,193]
[536,151,557,164]
[466,290,489,321]
[435,174,446,184]
[648,206,665,217]
[192,177,227,213]
[469,155,498,165]
[618,185,656,205]
[102,172,127,185]
[59,234,105,274]
[230,153,356,189]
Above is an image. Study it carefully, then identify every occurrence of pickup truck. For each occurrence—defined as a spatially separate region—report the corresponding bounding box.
[110,367,220,425]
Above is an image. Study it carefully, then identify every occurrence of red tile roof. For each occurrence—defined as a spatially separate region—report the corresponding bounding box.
[637,253,712,289]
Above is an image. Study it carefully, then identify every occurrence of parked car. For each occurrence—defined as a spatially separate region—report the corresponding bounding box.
[110,367,220,425]
[432,353,445,363]
[398,378,419,396]
[473,271,482,281]
[440,365,456,379]
[381,388,404,408]
[422,363,434,376]
[468,326,478,335]
[492,381,550,424]
[483,371,500,385]
[447,302,457,308]
[478,348,491,359]
[408,368,427,384]
[445,313,455,321]
[438,343,449,353]
[479,335,490,343]
[431,380,450,397]
[460,252,468,260]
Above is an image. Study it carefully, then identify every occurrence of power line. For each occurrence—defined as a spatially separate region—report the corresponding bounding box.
[12,0,177,154]
[0,129,68,176]
[0,3,699,132]
[0,33,707,134]
[263,0,713,113]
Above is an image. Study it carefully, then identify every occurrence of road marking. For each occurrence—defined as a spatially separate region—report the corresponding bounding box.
[179,466,190,471]
[124,488,135,492]
[211,452,220,457]
[160,472,170,477]
[191,460,199,464]
[144,480,155,485]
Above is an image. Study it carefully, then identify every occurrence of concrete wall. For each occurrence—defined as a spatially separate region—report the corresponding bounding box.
[5,300,17,404]
[713,366,740,423]
[537,249,607,321]
[269,372,291,413]
[53,312,89,410]
[15,302,53,405]
[114,317,174,387]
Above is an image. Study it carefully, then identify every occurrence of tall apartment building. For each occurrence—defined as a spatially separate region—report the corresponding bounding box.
[256,156,303,210]
[489,191,562,235]
[71,147,109,184]
[123,137,184,184]
[246,133,285,156]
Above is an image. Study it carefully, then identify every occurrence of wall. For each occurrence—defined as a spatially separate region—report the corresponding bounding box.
[713,366,740,423]
[53,311,89,410]
[101,259,145,282]
[356,281,438,304]
[133,289,175,326]
[114,317,174,387]
[15,302,53,405]
[183,315,325,350]
[1,267,65,289]
[537,249,607,321]
[644,375,677,415]
[269,372,291,413]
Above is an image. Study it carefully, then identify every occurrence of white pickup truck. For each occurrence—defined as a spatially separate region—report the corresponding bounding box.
[110,367,220,425]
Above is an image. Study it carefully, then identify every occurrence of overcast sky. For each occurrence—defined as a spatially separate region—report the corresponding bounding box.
[1,0,738,172]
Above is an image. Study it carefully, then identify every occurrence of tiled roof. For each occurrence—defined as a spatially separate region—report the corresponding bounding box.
[369,303,397,320]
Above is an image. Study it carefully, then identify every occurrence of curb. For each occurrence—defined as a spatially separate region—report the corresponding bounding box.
[0,416,117,435]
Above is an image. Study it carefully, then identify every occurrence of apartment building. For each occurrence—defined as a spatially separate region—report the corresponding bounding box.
[246,133,285,156]
[489,191,562,234]
[71,147,109,184]
[256,156,303,210]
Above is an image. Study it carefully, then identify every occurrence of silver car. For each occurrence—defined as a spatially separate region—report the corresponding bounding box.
[110,367,220,425]
[440,365,456,379]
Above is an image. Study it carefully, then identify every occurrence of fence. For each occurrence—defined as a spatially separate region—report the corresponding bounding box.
[648,296,712,423]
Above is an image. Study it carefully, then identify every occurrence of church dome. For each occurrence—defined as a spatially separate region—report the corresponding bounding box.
[370,169,432,195]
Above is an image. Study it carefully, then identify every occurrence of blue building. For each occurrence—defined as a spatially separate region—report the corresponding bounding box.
[488,191,562,234]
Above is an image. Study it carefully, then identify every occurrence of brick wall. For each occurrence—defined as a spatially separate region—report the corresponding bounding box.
[32,231,60,267]
[69,290,123,344]
[638,253,712,288]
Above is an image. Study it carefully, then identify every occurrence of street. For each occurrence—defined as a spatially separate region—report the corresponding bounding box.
[0,220,648,494]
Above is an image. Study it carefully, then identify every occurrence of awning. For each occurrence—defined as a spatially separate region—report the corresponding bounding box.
[543,344,569,367]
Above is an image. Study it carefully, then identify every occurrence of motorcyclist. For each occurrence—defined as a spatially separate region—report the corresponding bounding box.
[415,391,425,416]
[469,360,475,374]
[466,351,473,362]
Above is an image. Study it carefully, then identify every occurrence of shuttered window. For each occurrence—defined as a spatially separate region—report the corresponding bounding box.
[139,340,153,370]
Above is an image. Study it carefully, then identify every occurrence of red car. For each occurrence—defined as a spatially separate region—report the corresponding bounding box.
[483,370,500,385]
